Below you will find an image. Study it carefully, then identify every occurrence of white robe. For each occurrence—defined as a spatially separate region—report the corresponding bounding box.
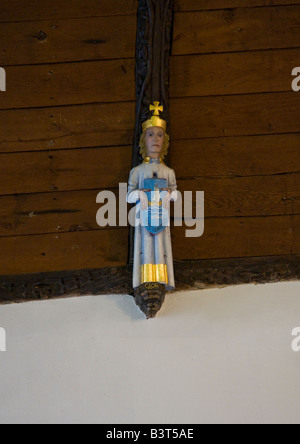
[127,158,178,290]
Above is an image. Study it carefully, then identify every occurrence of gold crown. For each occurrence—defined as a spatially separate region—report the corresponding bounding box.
[142,101,167,132]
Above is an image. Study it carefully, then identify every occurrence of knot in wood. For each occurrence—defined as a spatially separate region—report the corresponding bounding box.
[34,31,47,42]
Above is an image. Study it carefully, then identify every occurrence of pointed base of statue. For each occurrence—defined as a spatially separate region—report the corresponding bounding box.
[134,283,166,319]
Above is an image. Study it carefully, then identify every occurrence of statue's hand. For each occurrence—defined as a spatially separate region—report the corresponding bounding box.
[162,190,171,209]
[139,191,148,210]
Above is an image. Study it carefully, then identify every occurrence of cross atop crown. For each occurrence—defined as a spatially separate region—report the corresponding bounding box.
[150,101,163,116]
[142,101,167,132]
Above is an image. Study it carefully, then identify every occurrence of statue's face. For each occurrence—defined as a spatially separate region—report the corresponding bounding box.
[146,126,165,158]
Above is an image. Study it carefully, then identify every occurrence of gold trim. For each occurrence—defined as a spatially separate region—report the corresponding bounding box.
[142,116,167,132]
[143,157,164,164]
[142,103,166,131]
[148,201,162,206]
[141,264,168,285]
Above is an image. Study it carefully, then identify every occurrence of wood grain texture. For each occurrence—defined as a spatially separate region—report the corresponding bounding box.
[0,102,135,153]
[170,49,299,97]
[0,173,299,237]
[173,5,300,55]
[175,0,300,11]
[0,0,138,22]
[173,255,300,290]
[0,228,128,275]
[1,60,135,110]
[0,189,126,237]
[0,266,132,303]
[1,254,299,303]
[0,146,132,196]
[172,214,300,259]
[2,133,298,195]
[170,92,300,139]
[170,134,300,177]
[1,88,284,156]
[176,174,300,217]
[0,214,298,275]
[1,0,299,288]
[0,15,136,66]
[2,0,299,21]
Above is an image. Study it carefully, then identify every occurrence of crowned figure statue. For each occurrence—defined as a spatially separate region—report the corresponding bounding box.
[127,102,178,318]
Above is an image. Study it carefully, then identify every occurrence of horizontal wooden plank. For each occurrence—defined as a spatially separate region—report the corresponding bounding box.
[172,214,300,259]
[170,48,299,98]
[1,130,299,200]
[175,0,300,11]
[2,59,135,110]
[0,214,298,275]
[4,92,294,152]
[173,5,300,55]
[0,15,136,66]
[177,174,300,217]
[0,102,135,153]
[170,92,300,139]
[0,146,132,196]
[0,173,299,237]
[13,42,297,112]
[0,228,128,275]
[0,189,118,237]
[0,0,138,22]
[170,134,300,177]
[1,0,297,22]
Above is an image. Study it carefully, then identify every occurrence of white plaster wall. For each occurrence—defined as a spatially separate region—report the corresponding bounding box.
[0,281,300,424]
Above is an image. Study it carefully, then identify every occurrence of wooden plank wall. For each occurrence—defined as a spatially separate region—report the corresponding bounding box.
[169,0,300,261]
[1,0,300,277]
[0,0,138,275]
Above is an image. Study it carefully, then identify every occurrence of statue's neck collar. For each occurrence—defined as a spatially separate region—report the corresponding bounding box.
[143,157,163,164]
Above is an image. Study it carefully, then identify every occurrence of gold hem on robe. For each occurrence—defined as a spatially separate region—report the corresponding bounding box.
[141,264,168,285]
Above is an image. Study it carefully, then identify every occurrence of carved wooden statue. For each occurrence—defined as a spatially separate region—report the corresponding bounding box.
[127,102,178,318]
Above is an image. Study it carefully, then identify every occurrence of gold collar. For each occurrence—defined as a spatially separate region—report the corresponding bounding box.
[143,157,164,164]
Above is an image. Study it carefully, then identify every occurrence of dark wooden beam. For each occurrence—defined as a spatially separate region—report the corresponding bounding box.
[1,255,299,304]
[132,0,174,167]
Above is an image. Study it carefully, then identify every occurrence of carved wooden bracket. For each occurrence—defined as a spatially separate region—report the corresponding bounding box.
[132,0,174,167]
